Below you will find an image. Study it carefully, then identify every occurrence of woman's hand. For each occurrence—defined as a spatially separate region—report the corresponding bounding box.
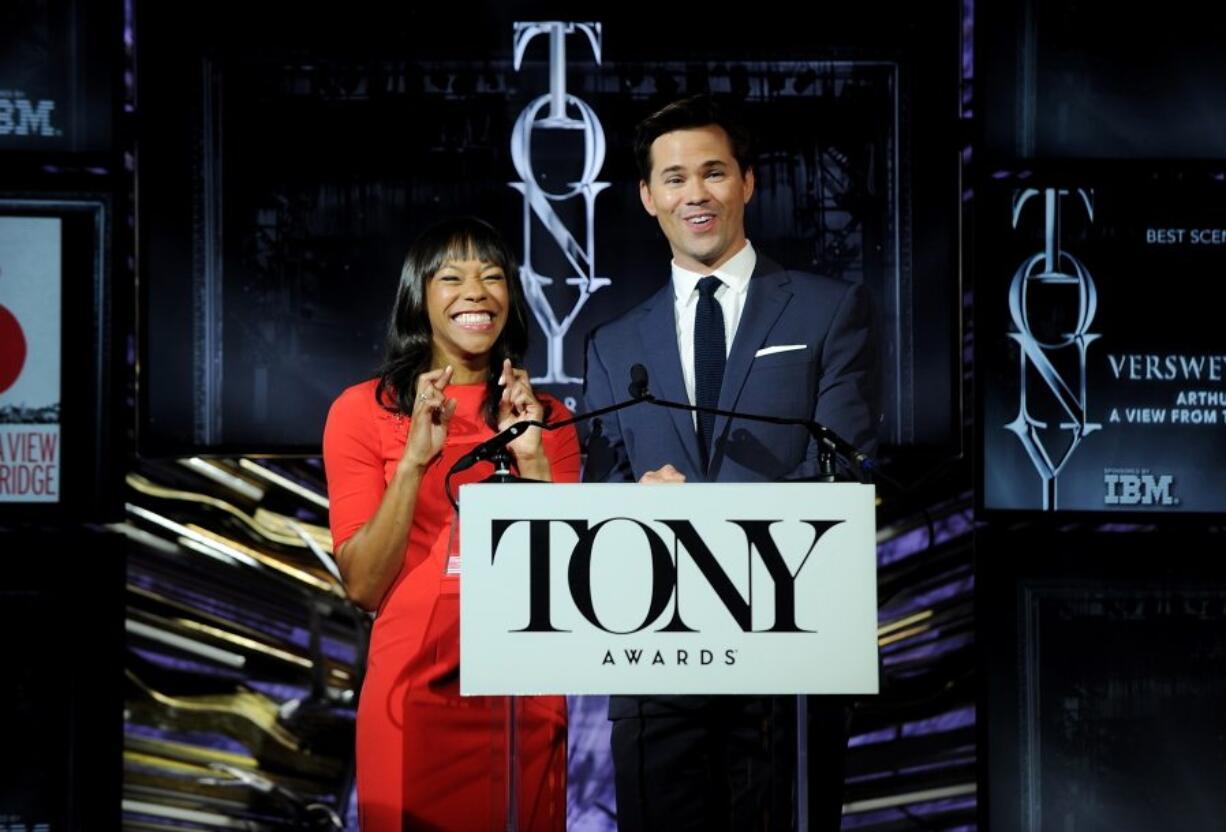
[497,359,551,481]
[332,367,453,611]
[401,365,457,473]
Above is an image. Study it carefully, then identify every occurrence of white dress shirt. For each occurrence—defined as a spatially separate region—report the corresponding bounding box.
[671,241,757,420]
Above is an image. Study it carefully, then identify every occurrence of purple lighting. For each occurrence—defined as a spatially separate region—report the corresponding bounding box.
[883,632,975,666]
[901,705,976,737]
[880,572,974,623]
[876,507,974,568]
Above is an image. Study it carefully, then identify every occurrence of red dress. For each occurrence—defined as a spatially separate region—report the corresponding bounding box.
[323,379,579,831]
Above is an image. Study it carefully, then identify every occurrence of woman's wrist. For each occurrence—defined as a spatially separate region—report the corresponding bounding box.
[395,453,430,479]
[513,449,551,481]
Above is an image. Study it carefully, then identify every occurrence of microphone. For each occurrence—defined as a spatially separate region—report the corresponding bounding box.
[619,365,875,478]
[443,368,660,508]
[446,364,874,495]
[461,364,655,475]
[448,419,545,476]
[457,362,652,475]
[809,425,875,473]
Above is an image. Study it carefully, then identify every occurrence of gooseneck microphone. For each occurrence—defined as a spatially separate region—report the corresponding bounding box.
[443,362,877,508]
[622,364,876,478]
[448,419,546,477]
[448,364,657,480]
[443,364,661,509]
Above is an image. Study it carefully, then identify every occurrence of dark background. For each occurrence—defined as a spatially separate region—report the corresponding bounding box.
[135,1,961,456]
[3,1,1226,830]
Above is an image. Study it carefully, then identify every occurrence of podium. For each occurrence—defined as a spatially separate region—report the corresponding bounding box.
[458,482,879,829]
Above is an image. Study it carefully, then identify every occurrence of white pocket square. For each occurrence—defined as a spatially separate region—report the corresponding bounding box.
[754,344,806,358]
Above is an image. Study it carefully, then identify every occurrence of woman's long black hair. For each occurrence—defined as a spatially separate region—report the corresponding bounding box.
[374,217,531,430]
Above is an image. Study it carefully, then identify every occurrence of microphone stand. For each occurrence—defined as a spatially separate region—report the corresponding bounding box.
[625,392,868,829]
[476,453,523,831]
[443,392,657,509]
[483,449,521,484]
[441,373,873,830]
[445,382,877,507]
[631,392,875,484]
[446,403,643,832]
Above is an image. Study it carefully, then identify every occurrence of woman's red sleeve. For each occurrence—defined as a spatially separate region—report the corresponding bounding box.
[542,396,582,485]
[323,385,386,552]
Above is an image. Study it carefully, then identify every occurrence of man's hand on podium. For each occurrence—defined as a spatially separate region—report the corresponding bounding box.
[639,464,686,484]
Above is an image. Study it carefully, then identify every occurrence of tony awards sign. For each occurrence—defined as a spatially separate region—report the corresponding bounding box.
[459,483,879,696]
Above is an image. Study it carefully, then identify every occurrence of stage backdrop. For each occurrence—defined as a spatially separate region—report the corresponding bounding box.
[138,9,959,456]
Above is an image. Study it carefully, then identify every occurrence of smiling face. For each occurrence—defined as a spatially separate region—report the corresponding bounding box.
[425,257,509,376]
[639,124,755,273]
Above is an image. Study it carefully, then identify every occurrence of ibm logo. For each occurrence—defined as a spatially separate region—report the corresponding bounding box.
[0,98,60,137]
[1104,473,1177,506]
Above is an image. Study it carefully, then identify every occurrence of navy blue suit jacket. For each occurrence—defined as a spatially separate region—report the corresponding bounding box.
[584,256,881,719]
[583,255,880,487]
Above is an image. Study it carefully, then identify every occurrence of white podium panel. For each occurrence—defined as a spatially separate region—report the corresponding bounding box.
[459,483,878,696]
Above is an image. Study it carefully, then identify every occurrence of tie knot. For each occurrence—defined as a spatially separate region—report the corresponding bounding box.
[697,275,723,299]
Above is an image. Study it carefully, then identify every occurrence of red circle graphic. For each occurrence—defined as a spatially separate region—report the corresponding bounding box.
[0,304,28,394]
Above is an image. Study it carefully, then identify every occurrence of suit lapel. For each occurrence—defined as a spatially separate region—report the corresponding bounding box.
[637,285,703,473]
[714,258,793,446]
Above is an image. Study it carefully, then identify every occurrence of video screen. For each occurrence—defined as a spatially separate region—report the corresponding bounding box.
[979,168,1226,515]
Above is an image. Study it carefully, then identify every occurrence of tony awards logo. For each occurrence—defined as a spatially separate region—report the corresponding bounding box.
[1005,187,1100,510]
[510,22,610,387]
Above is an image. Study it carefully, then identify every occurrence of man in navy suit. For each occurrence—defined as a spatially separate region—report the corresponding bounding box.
[583,95,881,830]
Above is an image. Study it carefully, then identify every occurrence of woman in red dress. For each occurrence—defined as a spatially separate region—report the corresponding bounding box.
[323,218,578,830]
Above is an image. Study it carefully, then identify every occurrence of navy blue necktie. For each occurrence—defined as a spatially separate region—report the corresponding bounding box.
[694,275,726,471]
